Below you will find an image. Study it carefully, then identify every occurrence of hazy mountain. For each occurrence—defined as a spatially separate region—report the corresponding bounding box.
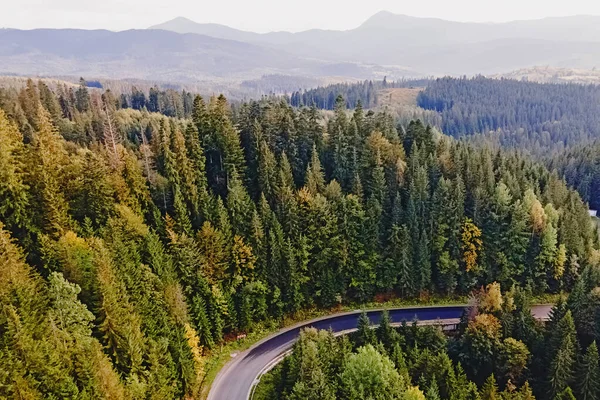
[151,12,600,75]
[0,26,417,83]
[154,12,600,47]
[3,12,600,84]
[0,28,348,82]
[149,17,263,42]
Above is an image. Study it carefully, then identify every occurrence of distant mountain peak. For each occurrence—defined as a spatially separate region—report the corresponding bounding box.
[149,16,203,30]
[371,10,396,18]
[170,16,195,23]
[364,10,403,21]
[359,10,424,29]
[148,16,257,41]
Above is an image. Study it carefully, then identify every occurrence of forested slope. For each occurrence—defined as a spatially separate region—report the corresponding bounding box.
[417,76,600,149]
[289,79,431,110]
[547,141,600,211]
[0,80,598,398]
[415,76,600,210]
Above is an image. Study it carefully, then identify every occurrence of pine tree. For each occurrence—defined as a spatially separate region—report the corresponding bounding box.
[480,374,499,400]
[275,152,299,238]
[184,122,209,223]
[145,338,179,399]
[226,172,255,239]
[391,343,412,385]
[576,341,600,400]
[37,81,62,123]
[305,144,325,195]
[29,106,74,236]
[0,110,31,237]
[158,120,191,234]
[548,311,577,398]
[557,387,577,400]
[450,363,480,400]
[284,236,307,314]
[388,224,413,296]
[427,379,441,400]
[75,77,90,112]
[518,382,535,400]
[257,139,278,203]
[92,238,146,376]
[209,95,246,189]
[249,210,266,282]
[356,312,375,347]
[328,95,351,188]
[72,150,116,228]
[340,193,374,301]
[377,310,398,352]
[288,333,336,400]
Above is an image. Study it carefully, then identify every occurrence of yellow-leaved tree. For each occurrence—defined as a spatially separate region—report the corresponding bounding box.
[461,218,483,272]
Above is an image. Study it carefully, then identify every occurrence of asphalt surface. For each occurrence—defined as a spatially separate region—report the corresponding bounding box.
[208,304,553,400]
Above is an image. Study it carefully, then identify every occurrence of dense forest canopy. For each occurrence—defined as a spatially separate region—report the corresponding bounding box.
[417,76,600,149]
[415,76,600,213]
[304,76,600,216]
[257,283,600,400]
[547,141,600,211]
[0,78,599,399]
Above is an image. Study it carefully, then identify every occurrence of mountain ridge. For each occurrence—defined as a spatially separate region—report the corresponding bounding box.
[147,12,600,75]
[0,28,417,83]
[150,12,600,37]
[2,12,600,84]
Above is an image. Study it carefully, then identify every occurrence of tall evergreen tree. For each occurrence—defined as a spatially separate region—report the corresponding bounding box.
[576,341,600,400]
[548,311,578,398]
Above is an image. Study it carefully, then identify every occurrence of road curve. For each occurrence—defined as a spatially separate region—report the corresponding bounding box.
[208,304,553,400]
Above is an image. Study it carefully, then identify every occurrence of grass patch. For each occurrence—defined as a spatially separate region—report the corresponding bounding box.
[377,87,422,109]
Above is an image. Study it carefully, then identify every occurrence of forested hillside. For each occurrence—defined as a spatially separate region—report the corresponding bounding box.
[415,77,600,210]
[0,79,598,399]
[257,283,600,399]
[548,141,600,211]
[417,76,600,149]
[289,78,431,109]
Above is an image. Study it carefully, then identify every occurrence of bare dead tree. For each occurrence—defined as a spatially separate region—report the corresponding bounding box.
[139,121,156,184]
[103,103,121,168]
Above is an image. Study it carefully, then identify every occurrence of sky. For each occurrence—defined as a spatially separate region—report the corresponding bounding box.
[2,0,600,32]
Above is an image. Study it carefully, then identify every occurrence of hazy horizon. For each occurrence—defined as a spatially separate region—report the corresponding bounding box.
[3,0,600,33]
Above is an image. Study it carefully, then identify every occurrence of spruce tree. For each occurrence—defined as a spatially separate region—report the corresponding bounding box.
[184,122,209,223]
[257,139,278,203]
[356,312,375,347]
[305,144,325,195]
[209,95,246,187]
[548,311,577,398]
[377,310,399,352]
[29,107,73,236]
[576,341,600,400]
[0,110,31,237]
[226,172,255,239]
[480,374,499,400]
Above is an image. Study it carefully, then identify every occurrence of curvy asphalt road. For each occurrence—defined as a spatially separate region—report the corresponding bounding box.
[208,304,553,400]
